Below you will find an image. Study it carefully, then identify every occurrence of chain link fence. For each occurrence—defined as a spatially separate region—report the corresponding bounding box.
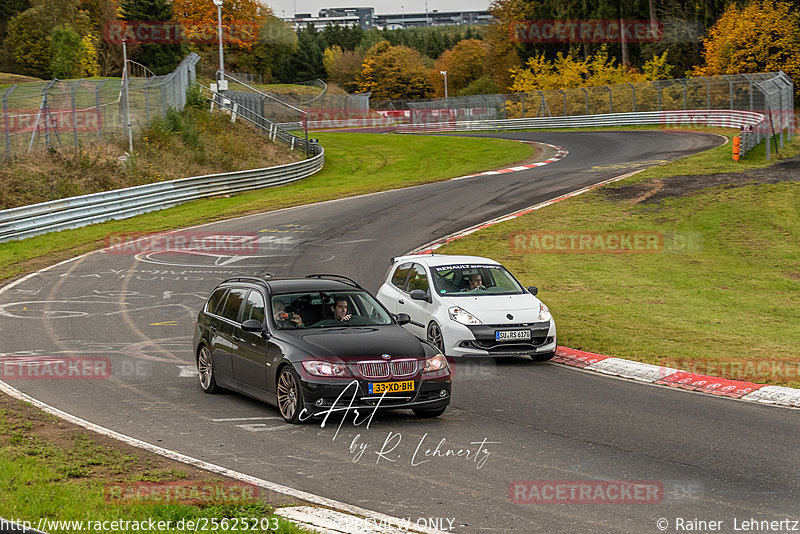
[1,53,200,157]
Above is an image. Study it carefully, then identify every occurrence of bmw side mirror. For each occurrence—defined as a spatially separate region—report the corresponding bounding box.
[528,286,538,295]
[242,319,266,332]
[409,289,431,303]
[396,313,411,325]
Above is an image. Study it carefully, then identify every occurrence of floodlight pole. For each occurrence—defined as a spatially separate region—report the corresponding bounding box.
[440,70,448,100]
[213,0,225,81]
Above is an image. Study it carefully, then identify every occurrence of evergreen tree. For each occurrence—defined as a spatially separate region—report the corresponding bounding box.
[121,0,186,75]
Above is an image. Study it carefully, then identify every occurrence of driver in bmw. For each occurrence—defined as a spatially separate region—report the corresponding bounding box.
[331,297,353,322]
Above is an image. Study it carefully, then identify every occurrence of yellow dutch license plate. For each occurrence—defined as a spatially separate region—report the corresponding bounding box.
[369,380,415,394]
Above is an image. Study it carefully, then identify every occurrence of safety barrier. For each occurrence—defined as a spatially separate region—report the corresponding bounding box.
[397,109,791,158]
[0,150,324,243]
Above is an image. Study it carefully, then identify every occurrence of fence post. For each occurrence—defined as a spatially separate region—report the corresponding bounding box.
[704,78,710,109]
[3,86,17,157]
[28,80,57,153]
[656,83,662,110]
[777,89,784,149]
[679,79,687,109]
[606,85,612,113]
[559,89,566,116]
[581,87,589,114]
[70,80,82,148]
[95,80,106,140]
[627,83,635,112]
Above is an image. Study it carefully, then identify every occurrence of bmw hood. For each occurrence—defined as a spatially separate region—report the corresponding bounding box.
[287,326,429,358]
[441,294,545,323]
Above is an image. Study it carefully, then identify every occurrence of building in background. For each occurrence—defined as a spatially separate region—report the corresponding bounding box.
[283,7,490,30]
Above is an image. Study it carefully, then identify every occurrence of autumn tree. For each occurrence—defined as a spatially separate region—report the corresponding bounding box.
[323,45,363,92]
[356,40,433,99]
[172,0,269,75]
[510,46,673,92]
[256,16,297,82]
[692,0,800,97]
[431,39,489,97]
[4,0,94,78]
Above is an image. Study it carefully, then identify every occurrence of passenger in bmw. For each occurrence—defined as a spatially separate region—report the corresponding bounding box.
[273,299,304,328]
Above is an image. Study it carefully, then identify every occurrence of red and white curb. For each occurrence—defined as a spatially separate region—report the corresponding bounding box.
[409,170,800,410]
[449,142,568,181]
[412,165,644,254]
[554,347,800,408]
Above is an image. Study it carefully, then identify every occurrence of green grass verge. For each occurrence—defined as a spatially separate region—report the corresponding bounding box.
[0,132,534,283]
[0,399,306,533]
[437,132,800,387]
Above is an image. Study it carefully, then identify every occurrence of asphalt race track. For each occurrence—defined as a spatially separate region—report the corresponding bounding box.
[2,131,799,533]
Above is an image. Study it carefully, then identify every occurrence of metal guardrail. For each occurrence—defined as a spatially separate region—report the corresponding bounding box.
[397,109,788,158]
[400,71,794,160]
[0,150,324,243]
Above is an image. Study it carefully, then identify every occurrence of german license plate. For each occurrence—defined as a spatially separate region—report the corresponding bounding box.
[495,329,531,341]
[369,380,415,394]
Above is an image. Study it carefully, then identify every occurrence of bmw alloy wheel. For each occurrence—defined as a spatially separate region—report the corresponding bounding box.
[197,345,218,394]
[277,367,305,424]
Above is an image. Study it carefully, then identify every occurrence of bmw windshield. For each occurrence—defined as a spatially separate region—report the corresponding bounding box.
[271,291,394,329]
[431,264,526,296]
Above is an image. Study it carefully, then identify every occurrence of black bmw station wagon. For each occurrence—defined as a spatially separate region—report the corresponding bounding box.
[193,275,452,423]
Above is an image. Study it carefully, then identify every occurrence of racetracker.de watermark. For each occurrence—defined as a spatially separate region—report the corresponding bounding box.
[104,232,260,255]
[510,480,663,504]
[0,357,111,380]
[103,20,258,45]
[659,358,800,382]
[509,230,704,254]
[511,19,663,43]
[104,481,259,505]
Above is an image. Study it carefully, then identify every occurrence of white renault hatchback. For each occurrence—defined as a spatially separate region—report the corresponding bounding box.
[377,255,556,360]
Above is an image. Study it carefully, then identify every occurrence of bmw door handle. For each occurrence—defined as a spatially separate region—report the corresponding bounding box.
[398,299,405,304]
[209,325,217,332]
[233,335,243,342]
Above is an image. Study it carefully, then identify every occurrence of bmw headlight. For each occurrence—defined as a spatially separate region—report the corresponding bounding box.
[302,361,350,377]
[537,303,552,322]
[448,306,482,325]
[423,353,448,373]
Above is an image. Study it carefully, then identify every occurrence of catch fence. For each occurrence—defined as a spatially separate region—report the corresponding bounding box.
[401,72,794,159]
[0,53,200,157]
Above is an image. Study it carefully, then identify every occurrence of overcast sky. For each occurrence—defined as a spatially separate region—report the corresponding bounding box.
[264,0,491,18]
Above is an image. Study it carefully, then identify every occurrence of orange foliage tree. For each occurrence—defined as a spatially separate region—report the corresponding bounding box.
[431,39,489,97]
[356,41,433,99]
[692,0,800,97]
[171,0,269,51]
